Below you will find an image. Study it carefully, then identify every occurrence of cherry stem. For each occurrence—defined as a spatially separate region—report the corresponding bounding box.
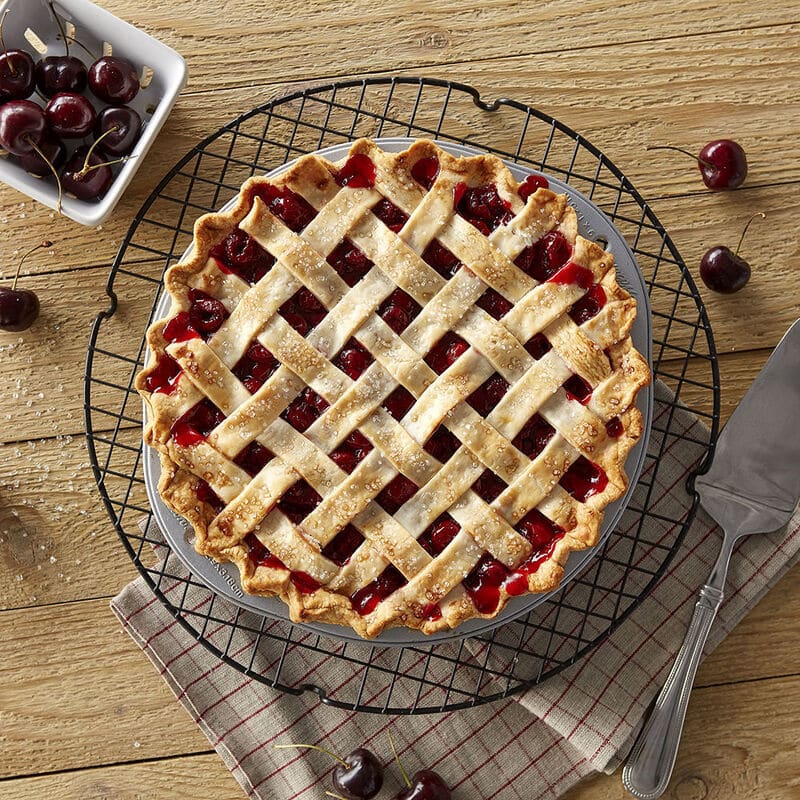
[0,9,15,76]
[48,1,69,57]
[734,212,766,257]
[77,126,132,178]
[645,144,714,171]
[25,135,63,215]
[324,793,349,800]
[10,239,53,291]
[64,34,97,62]
[272,743,348,768]
[388,732,411,789]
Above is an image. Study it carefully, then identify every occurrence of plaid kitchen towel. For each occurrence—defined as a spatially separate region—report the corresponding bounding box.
[111,386,800,799]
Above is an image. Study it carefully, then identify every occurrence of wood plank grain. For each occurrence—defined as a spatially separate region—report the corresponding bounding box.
[1,21,799,278]
[1,564,798,778]
[91,0,800,97]
[0,598,209,779]
[1,671,799,799]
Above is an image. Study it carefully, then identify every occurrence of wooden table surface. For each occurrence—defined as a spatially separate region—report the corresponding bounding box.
[2,1,799,798]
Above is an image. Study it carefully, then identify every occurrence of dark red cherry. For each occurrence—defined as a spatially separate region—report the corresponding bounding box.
[648,140,747,190]
[88,55,139,104]
[45,92,96,138]
[34,55,87,97]
[518,173,549,200]
[699,212,763,294]
[0,286,39,331]
[0,49,35,101]
[394,770,451,800]
[0,100,46,155]
[59,146,113,201]
[94,105,141,156]
[0,239,51,332]
[187,288,228,334]
[699,246,750,293]
[16,132,65,176]
[332,748,384,800]
[698,140,748,190]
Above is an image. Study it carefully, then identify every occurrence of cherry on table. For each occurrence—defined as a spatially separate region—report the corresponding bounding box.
[393,770,452,800]
[0,99,46,155]
[45,91,96,138]
[60,145,114,201]
[35,54,88,96]
[88,55,140,104]
[647,139,747,190]
[699,212,764,294]
[274,743,383,800]
[0,240,53,333]
[95,105,142,156]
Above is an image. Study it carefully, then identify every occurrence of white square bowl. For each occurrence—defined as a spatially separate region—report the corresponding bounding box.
[0,0,187,226]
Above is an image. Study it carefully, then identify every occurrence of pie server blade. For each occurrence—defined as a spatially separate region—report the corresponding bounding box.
[695,317,800,535]
[623,318,800,799]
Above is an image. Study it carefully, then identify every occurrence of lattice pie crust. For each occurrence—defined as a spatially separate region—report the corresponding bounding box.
[136,138,650,638]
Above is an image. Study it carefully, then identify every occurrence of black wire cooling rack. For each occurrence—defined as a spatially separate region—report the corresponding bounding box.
[84,77,720,714]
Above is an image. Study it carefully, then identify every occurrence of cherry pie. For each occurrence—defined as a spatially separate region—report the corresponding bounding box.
[136,138,650,638]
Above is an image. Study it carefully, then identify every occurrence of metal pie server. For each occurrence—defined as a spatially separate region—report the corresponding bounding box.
[623,318,800,799]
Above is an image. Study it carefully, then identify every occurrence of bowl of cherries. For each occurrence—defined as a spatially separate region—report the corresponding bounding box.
[0,0,186,226]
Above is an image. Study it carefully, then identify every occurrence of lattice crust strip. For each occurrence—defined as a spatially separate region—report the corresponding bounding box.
[136,138,650,638]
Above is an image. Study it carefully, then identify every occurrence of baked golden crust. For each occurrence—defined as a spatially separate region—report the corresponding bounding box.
[136,138,651,638]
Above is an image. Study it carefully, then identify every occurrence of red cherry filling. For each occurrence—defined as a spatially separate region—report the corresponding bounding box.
[382,386,415,420]
[378,288,420,334]
[145,354,182,394]
[605,416,624,438]
[232,340,279,394]
[170,399,225,446]
[504,510,565,594]
[329,430,373,473]
[372,198,408,232]
[279,287,327,336]
[233,441,274,477]
[277,479,322,523]
[211,228,275,285]
[423,425,461,463]
[326,239,374,287]
[471,469,507,503]
[322,523,364,566]
[337,154,376,188]
[163,311,199,343]
[524,332,552,360]
[560,456,608,502]
[245,532,287,570]
[376,474,418,514]
[477,288,513,319]
[411,156,440,189]
[333,338,373,380]
[245,532,320,592]
[512,414,555,460]
[563,375,593,405]
[454,182,513,234]
[282,387,329,432]
[422,239,461,279]
[195,479,224,514]
[418,515,460,557]
[351,564,407,616]
[467,373,509,417]
[425,332,469,374]
[550,262,594,289]
[463,553,508,614]
[187,288,229,337]
[515,230,572,282]
[422,603,443,621]
[569,284,607,325]
[253,184,316,232]
[518,174,549,201]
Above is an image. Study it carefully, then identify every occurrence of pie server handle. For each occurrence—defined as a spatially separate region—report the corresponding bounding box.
[621,577,725,799]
